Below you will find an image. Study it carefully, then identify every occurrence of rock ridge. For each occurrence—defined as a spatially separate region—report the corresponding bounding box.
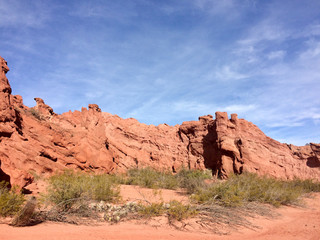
[0,56,319,190]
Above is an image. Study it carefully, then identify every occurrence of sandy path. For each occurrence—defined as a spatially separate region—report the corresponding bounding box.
[0,191,319,240]
[226,194,320,240]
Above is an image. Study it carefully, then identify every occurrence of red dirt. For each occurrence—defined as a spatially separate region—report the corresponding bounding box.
[120,185,189,204]
[0,189,319,240]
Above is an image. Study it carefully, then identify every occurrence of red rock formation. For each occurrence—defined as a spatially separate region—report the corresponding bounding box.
[33,97,55,118]
[0,56,319,191]
[0,57,16,137]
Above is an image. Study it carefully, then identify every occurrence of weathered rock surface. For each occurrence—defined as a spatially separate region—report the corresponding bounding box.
[0,56,17,138]
[0,56,319,190]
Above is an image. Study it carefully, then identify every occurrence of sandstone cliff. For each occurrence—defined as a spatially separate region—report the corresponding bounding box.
[0,56,319,190]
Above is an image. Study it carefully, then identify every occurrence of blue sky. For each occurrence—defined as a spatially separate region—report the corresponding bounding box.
[0,0,319,145]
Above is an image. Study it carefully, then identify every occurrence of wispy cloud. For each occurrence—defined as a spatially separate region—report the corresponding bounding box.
[267,50,286,60]
[223,104,257,113]
[0,0,51,28]
[214,65,249,81]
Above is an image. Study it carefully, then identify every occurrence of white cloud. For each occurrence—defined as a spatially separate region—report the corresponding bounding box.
[238,21,289,46]
[299,40,320,60]
[223,104,256,113]
[312,114,320,119]
[267,50,286,60]
[300,23,320,38]
[214,65,248,81]
[0,0,51,28]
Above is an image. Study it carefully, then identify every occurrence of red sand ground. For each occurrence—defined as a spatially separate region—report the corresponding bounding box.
[0,187,319,240]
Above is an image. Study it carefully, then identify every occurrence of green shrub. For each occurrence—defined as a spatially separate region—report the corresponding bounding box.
[191,173,320,207]
[125,168,179,189]
[138,202,165,218]
[286,178,320,193]
[44,171,120,210]
[137,201,197,221]
[88,174,121,202]
[124,167,212,191]
[0,181,25,217]
[176,168,212,194]
[166,200,197,221]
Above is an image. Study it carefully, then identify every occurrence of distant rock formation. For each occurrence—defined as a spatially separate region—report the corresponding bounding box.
[0,56,319,191]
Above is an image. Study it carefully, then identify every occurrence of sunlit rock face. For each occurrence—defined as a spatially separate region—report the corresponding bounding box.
[0,56,319,191]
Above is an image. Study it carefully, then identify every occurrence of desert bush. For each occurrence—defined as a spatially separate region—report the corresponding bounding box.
[191,172,320,207]
[176,168,212,194]
[0,181,25,217]
[88,174,121,202]
[286,178,320,193]
[166,200,197,221]
[124,167,212,191]
[44,171,120,211]
[137,201,197,221]
[138,202,165,218]
[125,168,179,189]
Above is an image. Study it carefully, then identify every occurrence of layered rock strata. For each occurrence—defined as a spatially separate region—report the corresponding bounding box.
[0,56,319,190]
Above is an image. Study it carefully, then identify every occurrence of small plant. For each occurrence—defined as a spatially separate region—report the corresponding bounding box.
[0,181,25,217]
[137,201,197,221]
[138,202,165,218]
[166,200,197,221]
[29,108,41,120]
[89,174,121,202]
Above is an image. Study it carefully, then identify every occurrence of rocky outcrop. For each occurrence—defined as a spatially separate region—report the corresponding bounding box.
[33,97,55,118]
[0,57,17,138]
[179,112,320,180]
[0,56,319,191]
[0,57,31,187]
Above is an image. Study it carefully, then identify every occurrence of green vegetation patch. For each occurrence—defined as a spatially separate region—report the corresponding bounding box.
[124,167,212,191]
[176,168,212,194]
[125,168,179,189]
[44,171,120,210]
[138,202,165,218]
[0,181,25,217]
[137,201,197,221]
[192,172,320,207]
[166,200,198,221]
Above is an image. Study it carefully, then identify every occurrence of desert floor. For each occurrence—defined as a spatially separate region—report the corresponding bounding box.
[0,185,319,240]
